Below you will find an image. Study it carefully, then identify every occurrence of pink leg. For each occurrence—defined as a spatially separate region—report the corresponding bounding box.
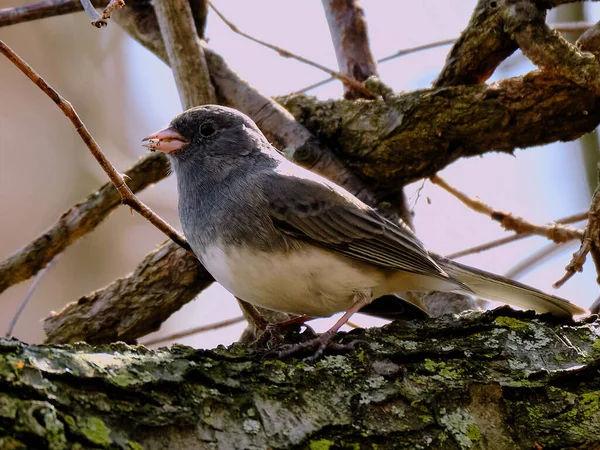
[272,292,371,361]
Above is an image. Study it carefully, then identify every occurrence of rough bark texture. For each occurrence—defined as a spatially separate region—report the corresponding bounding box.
[3,310,600,449]
[43,242,213,345]
[279,72,600,191]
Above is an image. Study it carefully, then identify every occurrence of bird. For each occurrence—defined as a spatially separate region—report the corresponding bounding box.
[142,105,587,357]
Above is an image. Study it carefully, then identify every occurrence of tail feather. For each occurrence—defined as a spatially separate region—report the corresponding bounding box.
[436,256,587,318]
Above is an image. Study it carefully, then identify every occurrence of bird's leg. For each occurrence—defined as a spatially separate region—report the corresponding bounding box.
[237,297,316,348]
[271,290,371,361]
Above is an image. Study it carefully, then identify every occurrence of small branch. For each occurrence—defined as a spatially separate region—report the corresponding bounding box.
[153,0,215,109]
[447,211,587,259]
[0,39,190,253]
[321,0,377,99]
[207,1,374,99]
[79,0,106,27]
[101,0,123,20]
[5,256,59,338]
[504,241,568,280]
[141,316,245,347]
[555,181,600,288]
[430,174,584,243]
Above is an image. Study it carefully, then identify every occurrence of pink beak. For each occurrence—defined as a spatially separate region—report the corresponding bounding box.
[142,127,189,153]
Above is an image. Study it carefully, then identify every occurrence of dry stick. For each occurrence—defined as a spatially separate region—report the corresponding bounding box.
[5,256,60,338]
[447,212,587,259]
[79,0,105,27]
[430,174,583,244]
[207,1,374,99]
[141,316,246,347]
[0,39,191,254]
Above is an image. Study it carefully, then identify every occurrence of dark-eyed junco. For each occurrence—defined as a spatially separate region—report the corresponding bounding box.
[143,105,587,356]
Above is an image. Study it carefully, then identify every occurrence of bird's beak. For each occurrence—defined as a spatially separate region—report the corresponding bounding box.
[142,127,189,153]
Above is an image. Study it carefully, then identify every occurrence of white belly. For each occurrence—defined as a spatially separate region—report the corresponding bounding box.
[199,243,386,317]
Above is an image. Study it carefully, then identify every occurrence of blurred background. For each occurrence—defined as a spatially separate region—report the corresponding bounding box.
[1,1,598,349]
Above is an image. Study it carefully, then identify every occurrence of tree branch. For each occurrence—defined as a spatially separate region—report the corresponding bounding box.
[5,310,600,448]
[321,0,378,100]
[279,71,600,191]
[153,0,215,109]
[44,241,213,344]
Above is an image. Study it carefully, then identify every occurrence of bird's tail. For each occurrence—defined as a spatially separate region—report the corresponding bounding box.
[435,256,587,318]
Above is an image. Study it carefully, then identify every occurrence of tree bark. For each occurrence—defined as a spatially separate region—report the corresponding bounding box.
[3,309,600,449]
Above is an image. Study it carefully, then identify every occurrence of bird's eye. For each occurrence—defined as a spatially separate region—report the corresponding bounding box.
[200,123,216,137]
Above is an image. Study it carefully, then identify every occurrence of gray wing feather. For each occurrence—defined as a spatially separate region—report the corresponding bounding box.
[264,170,448,280]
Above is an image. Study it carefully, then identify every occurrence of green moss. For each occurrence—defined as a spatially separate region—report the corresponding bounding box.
[495,317,528,329]
[309,439,334,450]
[127,441,144,450]
[79,416,112,447]
[423,359,461,379]
[466,424,481,443]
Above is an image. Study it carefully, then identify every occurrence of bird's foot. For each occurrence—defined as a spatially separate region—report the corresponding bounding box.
[253,318,316,350]
[267,330,364,362]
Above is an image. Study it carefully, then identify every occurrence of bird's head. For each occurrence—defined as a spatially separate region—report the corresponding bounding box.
[142,105,270,164]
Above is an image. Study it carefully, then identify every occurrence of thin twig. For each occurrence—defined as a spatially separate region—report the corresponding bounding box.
[141,316,246,347]
[447,211,587,259]
[0,39,192,253]
[555,186,600,288]
[504,242,569,280]
[101,0,123,20]
[290,39,456,95]
[79,0,105,27]
[207,1,374,99]
[5,256,60,338]
[430,174,584,244]
[554,238,591,288]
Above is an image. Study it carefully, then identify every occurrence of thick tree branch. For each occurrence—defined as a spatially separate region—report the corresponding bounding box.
[5,311,600,449]
[279,71,600,191]
[44,241,212,344]
[434,0,518,87]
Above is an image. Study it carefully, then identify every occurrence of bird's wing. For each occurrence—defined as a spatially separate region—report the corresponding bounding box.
[264,169,449,280]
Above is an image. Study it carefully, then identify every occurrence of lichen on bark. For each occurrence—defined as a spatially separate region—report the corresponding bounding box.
[2,309,600,449]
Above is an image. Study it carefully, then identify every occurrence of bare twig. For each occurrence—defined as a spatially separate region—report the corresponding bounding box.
[5,256,60,338]
[430,174,584,243]
[207,1,374,99]
[0,39,191,253]
[447,211,587,259]
[141,316,245,347]
[504,242,568,280]
[79,0,105,27]
[554,238,591,288]
[101,0,123,20]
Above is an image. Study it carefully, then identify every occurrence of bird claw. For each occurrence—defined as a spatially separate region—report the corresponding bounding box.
[266,332,366,362]
[253,321,316,351]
